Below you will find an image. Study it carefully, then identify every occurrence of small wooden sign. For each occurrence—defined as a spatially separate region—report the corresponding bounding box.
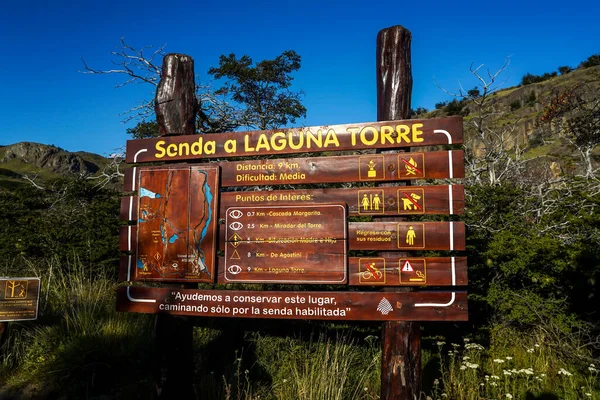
[117,286,467,321]
[223,204,347,283]
[126,116,463,163]
[348,221,465,251]
[132,165,219,282]
[0,278,41,321]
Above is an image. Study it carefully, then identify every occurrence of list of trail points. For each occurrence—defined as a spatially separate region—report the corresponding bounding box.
[223,204,348,284]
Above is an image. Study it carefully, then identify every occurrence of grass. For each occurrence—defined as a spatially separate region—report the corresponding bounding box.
[0,256,598,399]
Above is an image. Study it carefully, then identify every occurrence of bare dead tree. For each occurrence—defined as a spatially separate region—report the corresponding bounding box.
[81,37,165,121]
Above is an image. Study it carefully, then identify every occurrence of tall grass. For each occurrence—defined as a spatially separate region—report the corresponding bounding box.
[426,327,600,400]
[0,257,155,398]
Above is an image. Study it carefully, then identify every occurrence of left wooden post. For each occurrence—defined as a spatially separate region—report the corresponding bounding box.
[152,53,197,399]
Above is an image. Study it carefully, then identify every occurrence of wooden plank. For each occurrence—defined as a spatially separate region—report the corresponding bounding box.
[217,221,465,251]
[122,184,464,221]
[221,185,464,216]
[348,256,467,286]
[116,286,467,321]
[125,116,463,163]
[223,204,347,283]
[123,150,464,191]
[128,221,465,258]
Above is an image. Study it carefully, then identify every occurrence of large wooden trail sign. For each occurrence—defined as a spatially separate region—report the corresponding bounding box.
[118,114,468,321]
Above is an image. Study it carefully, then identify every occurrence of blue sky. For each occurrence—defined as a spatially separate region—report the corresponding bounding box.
[1,0,599,156]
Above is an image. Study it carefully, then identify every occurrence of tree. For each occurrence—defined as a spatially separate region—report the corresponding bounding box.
[207,51,306,130]
[539,84,600,177]
[82,40,307,137]
[558,65,573,75]
[579,53,600,69]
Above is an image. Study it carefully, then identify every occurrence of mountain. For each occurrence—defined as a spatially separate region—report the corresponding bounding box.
[0,142,112,190]
[424,64,600,178]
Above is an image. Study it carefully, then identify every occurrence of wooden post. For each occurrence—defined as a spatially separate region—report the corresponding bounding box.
[153,53,197,399]
[376,25,422,399]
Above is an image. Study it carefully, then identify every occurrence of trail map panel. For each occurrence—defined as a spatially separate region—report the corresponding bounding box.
[223,204,347,283]
[135,165,219,282]
[117,287,467,321]
[0,278,41,321]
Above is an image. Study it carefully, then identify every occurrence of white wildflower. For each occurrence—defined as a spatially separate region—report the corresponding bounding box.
[505,356,513,360]
[433,379,439,386]
[464,338,470,343]
[465,343,485,350]
[558,368,572,376]
[463,356,470,361]
[506,394,513,399]
[527,348,534,353]
[436,341,446,346]
[490,382,498,387]
[494,359,505,363]
[491,375,500,380]
[460,365,467,370]
[503,370,512,376]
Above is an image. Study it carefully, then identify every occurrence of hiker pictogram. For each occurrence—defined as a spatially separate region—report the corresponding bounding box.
[406,226,416,245]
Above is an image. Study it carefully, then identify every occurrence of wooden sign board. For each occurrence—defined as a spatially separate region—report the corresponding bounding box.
[126,116,463,163]
[131,166,219,282]
[117,286,467,321]
[0,278,41,321]
[223,204,347,283]
[124,150,465,190]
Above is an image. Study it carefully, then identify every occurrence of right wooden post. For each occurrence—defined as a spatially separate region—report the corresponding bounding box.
[377,25,422,399]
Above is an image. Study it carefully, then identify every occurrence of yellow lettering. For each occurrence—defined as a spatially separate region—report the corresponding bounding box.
[381,125,395,144]
[179,142,190,156]
[167,144,178,157]
[244,135,255,152]
[272,132,286,151]
[204,140,216,155]
[360,126,378,146]
[412,123,424,142]
[224,139,237,153]
[396,125,411,143]
[347,127,359,146]
[323,129,340,147]
[155,140,166,158]
[191,138,203,155]
[306,130,322,148]
[255,134,270,151]
[289,132,303,150]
